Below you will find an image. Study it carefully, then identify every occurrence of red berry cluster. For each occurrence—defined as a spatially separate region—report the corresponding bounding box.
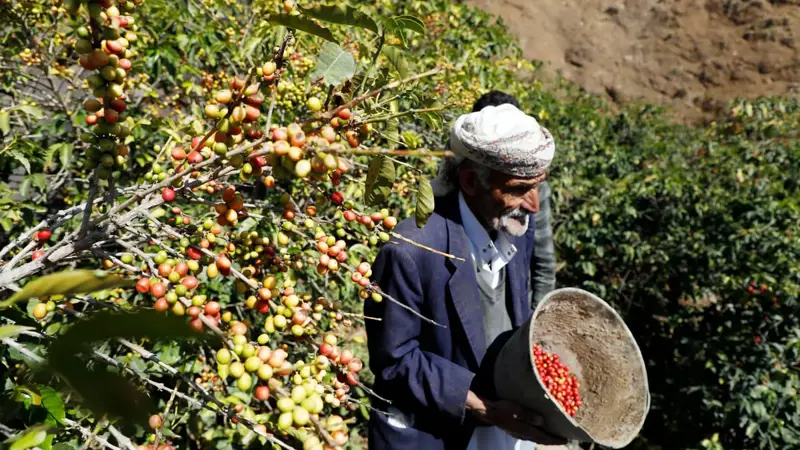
[532,344,582,417]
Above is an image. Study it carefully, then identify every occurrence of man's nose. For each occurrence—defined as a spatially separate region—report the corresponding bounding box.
[520,189,540,214]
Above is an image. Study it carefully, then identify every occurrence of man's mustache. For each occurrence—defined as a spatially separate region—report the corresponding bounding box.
[501,209,530,219]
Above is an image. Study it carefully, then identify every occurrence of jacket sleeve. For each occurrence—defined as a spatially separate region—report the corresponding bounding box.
[532,180,557,306]
[364,243,475,423]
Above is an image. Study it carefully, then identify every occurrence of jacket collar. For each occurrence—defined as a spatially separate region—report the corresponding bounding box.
[437,192,529,368]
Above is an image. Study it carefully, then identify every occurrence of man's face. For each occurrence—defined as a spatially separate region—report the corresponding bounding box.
[463,168,545,237]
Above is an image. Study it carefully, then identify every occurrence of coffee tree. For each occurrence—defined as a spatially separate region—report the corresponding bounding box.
[0,1,451,449]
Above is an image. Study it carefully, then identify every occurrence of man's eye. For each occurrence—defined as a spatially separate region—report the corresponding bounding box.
[510,185,535,194]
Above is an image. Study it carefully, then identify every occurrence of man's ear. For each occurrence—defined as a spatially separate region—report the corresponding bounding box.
[459,167,478,196]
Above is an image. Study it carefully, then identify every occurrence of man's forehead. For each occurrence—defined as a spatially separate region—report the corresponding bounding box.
[498,172,548,186]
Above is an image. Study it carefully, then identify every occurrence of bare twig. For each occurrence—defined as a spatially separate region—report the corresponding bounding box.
[310,416,337,448]
[0,222,45,260]
[151,380,181,450]
[107,425,137,450]
[390,231,464,261]
[2,240,37,273]
[321,68,442,120]
[63,419,121,450]
[80,170,100,236]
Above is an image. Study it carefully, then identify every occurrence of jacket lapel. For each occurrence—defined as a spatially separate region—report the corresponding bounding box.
[437,195,486,368]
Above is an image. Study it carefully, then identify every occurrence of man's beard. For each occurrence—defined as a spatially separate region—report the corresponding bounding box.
[489,209,530,237]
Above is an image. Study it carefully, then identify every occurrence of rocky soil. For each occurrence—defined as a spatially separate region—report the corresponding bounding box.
[466,0,800,122]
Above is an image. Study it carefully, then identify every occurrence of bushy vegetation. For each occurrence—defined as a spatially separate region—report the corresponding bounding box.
[1,0,797,450]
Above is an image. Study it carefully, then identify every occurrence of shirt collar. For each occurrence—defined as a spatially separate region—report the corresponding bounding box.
[458,191,518,270]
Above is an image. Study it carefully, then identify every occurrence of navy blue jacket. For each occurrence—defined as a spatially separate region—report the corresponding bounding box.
[365,193,536,450]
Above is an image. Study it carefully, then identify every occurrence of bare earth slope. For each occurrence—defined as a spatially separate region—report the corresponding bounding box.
[466,0,800,122]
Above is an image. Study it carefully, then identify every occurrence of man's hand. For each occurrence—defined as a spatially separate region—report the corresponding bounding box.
[466,391,567,446]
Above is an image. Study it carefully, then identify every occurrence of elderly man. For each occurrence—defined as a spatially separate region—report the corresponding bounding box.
[365,103,565,450]
[471,91,557,307]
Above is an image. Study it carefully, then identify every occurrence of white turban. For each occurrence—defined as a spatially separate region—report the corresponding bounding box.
[431,104,555,196]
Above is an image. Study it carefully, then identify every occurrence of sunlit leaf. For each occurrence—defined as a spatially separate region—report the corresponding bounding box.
[0,111,10,134]
[310,42,356,87]
[40,387,65,425]
[5,424,52,450]
[2,270,136,309]
[8,149,31,173]
[0,325,35,339]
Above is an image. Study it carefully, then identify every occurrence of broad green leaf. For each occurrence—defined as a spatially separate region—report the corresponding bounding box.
[31,173,47,192]
[49,309,218,356]
[419,111,443,131]
[310,42,356,87]
[52,444,76,450]
[381,45,408,79]
[382,118,402,146]
[415,177,435,228]
[47,355,156,427]
[266,14,337,43]
[6,424,52,450]
[164,129,182,145]
[2,270,136,309]
[43,143,62,170]
[44,310,217,426]
[59,143,73,169]
[0,111,9,134]
[39,387,65,425]
[8,149,31,173]
[385,15,425,35]
[364,156,395,206]
[0,325,35,339]
[14,105,44,120]
[298,4,378,34]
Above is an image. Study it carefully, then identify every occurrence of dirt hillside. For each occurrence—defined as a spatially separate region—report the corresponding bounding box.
[465,0,800,122]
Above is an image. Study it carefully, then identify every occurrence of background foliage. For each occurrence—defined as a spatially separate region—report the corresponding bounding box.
[1,0,798,449]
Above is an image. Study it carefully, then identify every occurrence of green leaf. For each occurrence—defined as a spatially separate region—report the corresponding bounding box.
[0,111,10,134]
[0,325,35,339]
[364,156,395,206]
[266,14,337,43]
[381,46,408,79]
[31,174,47,192]
[419,111,443,131]
[47,358,156,427]
[310,42,356,87]
[384,15,425,35]
[15,105,44,120]
[18,176,31,199]
[39,387,65,425]
[298,4,378,34]
[44,310,218,426]
[8,149,31,173]
[52,444,76,450]
[59,144,73,169]
[1,270,136,309]
[5,424,52,450]
[49,309,218,356]
[415,177,435,228]
[43,143,62,170]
